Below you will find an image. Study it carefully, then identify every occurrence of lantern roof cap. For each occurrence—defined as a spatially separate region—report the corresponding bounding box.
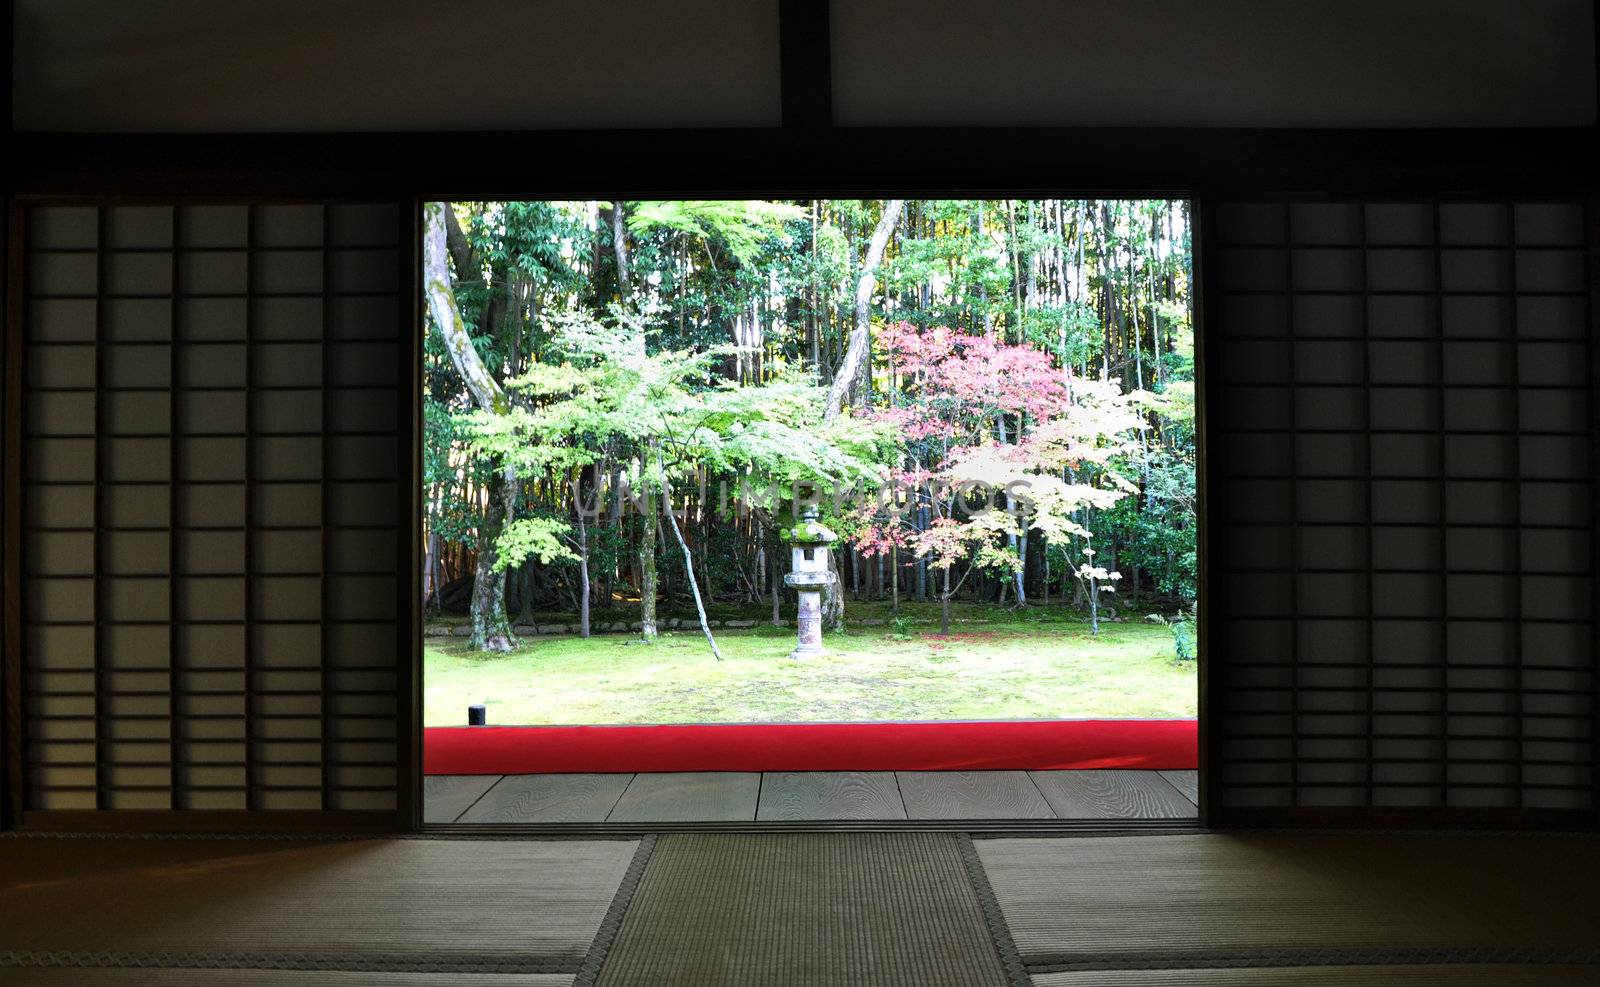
[780,507,836,546]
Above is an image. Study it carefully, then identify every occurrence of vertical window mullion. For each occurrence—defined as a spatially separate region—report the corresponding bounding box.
[3,207,23,826]
[1587,196,1600,820]
[1507,203,1524,809]
[1359,203,1374,807]
[1433,200,1449,810]
[243,206,258,811]
[1284,204,1300,807]
[400,201,418,826]
[91,207,107,811]
[320,206,334,811]
[168,207,184,809]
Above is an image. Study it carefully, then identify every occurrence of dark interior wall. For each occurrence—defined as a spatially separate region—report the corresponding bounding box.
[833,0,1597,127]
[11,0,782,131]
[12,1,1596,131]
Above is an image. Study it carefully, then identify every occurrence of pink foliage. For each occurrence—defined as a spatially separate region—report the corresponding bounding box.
[872,321,1067,439]
[852,323,1081,564]
[854,521,911,559]
[849,322,1140,588]
[915,517,974,571]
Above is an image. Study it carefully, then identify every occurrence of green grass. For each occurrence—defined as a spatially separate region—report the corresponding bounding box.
[424,605,1196,727]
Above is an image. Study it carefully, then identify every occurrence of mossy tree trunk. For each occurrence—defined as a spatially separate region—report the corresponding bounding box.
[825,199,904,418]
[615,205,660,643]
[821,199,904,630]
[423,203,516,653]
[468,466,518,651]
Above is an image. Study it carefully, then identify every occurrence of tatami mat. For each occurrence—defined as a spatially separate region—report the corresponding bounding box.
[978,834,1600,965]
[6,831,1596,986]
[1032,965,1599,986]
[0,838,637,970]
[595,832,1016,986]
[2,972,575,987]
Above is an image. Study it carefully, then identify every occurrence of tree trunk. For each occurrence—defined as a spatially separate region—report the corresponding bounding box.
[699,479,715,602]
[603,463,622,609]
[1014,527,1029,606]
[640,459,659,641]
[808,200,821,373]
[1088,573,1100,635]
[915,496,928,602]
[890,544,899,617]
[516,559,536,627]
[424,203,516,652]
[575,507,591,638]
[662,481,724,661]
[824,552,846,632]
[611,202,631,297]
[769,529,783,626]
[633,221,663,638]
[825,199,904,419]
[939,565,952,635]
[423,522,441,613]
[467,467,517,652]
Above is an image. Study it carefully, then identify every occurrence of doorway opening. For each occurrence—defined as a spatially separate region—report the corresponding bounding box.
[420,199,1199,825]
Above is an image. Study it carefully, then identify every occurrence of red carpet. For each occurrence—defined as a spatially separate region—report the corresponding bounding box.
[423,719,1197,775]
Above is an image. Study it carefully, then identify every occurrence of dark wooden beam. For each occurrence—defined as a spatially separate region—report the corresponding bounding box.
[779,0,832,129]
[3,0,12,141]
[8,127,1597,200]
[1,0,14,831]
[20,809,404,833]
[1215,806,1596,831]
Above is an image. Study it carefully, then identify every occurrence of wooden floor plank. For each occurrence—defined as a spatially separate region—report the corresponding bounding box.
[457,773,634,824]
[423,774,502,823]
[1028,770,1198,819]
[895,771,1055,819]
[1159,769,1200,805]
[428,770,1196,823]
[756,772,907,820]
[606,772,761,822]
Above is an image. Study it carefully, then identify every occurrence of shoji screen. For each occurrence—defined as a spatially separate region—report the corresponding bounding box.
[1206,200,1597,822]
[16,203,411,819]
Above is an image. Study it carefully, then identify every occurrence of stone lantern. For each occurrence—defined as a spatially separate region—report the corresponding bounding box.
[781,507,836,659]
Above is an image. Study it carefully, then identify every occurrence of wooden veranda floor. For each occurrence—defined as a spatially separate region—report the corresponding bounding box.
[424,769,1200,824]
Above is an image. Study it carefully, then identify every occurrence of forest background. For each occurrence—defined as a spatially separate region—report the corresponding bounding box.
[422,199,1196,657]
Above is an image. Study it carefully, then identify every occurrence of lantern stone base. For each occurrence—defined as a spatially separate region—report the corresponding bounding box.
[790,589,825,659]
[782,507,836,660]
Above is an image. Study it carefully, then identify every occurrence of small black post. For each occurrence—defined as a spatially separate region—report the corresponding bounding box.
[468,704,487,726]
